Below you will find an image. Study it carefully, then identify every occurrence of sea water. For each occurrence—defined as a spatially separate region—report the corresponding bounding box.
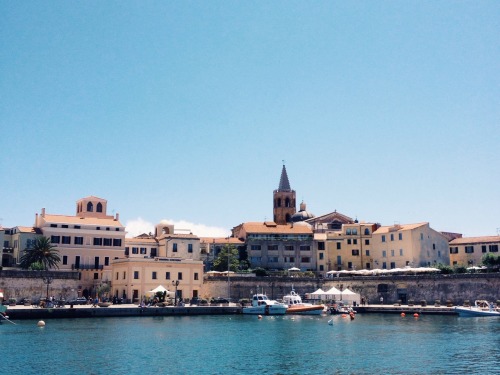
[2,314,499,375]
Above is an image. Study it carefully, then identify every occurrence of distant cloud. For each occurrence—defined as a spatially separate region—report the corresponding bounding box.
[125,217,230,238]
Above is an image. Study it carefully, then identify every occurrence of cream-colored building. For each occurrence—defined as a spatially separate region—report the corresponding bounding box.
[371,223,449,268]
[449,236,500,266]
[34,196,125,295]
[113,222,204,303]
[1,226,42,267]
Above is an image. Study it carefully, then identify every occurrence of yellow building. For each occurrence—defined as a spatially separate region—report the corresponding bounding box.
[449,236,500,267]
[371,223,449,269]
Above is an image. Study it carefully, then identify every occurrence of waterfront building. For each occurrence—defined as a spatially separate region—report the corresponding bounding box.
[113,221,204,303]
[231,221,315,270]
[33,196,125,295]
[371,222,450,268]
[1,226,41,267]
[199,237,246,272]
[449,235,500,267]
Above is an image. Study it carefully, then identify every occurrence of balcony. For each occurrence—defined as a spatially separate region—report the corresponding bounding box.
[72,264,104,270]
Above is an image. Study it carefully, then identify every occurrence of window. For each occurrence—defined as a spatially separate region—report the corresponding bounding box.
[365,263,371,269]
[365,250,370,256]
[188,244,193,253]
[97,202,103,212]
[347,239,352,245]
[391,250,395,257]
[178,272,183,280]
[300,245,310,251]
[140,248,147,254]
[365,239,370,245]
[62,256,68,265]
[103,238,112,246]
[465,246,474,254]
[134,271,139,279]
[113,239,122,246]
[124,247,129,256]
[399,233,403,240]
[51,236,60,244]
[93,238,103,246]
[269,257,279,263]
[166,272,170,280]
[123,271,126,279]
[319,253,324,260]
[50,224,57,228]
[116,272,119,280]
[301,257,310,263]
[318,242,325,250]
[152,272,157,280]
[346,229,351,235]
[382,235,386,243]
[364,228,370,235]
[420,233,424,240]
[87,202,93,212]
[336,242,341,250]
[104,257,109,266]
[62,236,71,244]
[399,249,403,256]
[352,249,359,256]
[194,273,199,281]
[268,245,278,250]
[348,261,353,269]
[285,245,294,251]
[382,250,387,258]
[319,265,324,271]
[432,243,436,250]
[173,243,178,252]
[390,234,394,241]
[74,225,81,229]
[251,245,261,250]
[390,262,396,269]
[450,247,458,254]
[353,239,357,245]
[352,229,358,235]
[94,273,98,280]
[489,245,499,253]
[132,247,138,254]
[482,245,487,253]
[382,262,387,269]
[96,226,100,230]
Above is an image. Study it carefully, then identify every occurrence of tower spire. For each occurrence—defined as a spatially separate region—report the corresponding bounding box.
[278,164,291,192]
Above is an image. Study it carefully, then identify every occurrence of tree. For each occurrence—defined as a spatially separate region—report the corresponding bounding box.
[482,253,500,270]
[20,236,61,271]
[212,244,239,272]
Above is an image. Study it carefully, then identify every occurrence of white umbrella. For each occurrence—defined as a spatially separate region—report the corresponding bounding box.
[288,267,301,271]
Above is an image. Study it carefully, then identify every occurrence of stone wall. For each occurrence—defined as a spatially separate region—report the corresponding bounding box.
[201,273,500,305]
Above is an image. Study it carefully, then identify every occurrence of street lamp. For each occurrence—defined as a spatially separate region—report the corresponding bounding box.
[172,280,180,306]
[42,274,53,300]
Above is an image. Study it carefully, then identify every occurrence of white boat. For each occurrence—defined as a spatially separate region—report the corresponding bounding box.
[282,290,324,315]
[242,293,288,315]
[455,300,500,317]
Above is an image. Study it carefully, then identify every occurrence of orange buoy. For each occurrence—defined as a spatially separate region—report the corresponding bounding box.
[258,315,262,319]
[341,314,347,318]
[413,313,419,318]
[401,312,406,317]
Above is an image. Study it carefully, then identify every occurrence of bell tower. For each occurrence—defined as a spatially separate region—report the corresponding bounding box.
[273,164,296,224]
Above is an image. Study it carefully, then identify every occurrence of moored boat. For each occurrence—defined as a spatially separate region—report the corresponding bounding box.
[455,300,500,317]
[329,302,356,315]
[242,293,288,315]
[282,290,324,315]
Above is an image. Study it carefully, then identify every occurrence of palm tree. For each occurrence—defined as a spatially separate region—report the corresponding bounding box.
[20,236,61,271]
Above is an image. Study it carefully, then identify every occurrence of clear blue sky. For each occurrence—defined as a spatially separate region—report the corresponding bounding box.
[1,2,499,238]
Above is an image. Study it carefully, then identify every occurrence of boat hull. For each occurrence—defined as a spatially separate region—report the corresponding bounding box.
[286,305,324,315]
[242,305,288,315]
[455,307,500,317]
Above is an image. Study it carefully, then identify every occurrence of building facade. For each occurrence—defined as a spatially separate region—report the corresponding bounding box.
[449,236,500,266]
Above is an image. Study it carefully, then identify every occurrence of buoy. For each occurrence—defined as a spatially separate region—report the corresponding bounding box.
[401,312,406,317]
[37,320,46,327]
[413,313,419,318]
[328,319,333,325]
[258,315,262,319]
[341,314,347,318]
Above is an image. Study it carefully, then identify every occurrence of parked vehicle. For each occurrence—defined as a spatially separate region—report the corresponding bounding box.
[69,297,88,305]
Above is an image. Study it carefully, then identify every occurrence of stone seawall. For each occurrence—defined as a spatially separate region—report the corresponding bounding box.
[201,273,500,305]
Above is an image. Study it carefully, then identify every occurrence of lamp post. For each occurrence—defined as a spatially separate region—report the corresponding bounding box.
[172,280,180,306]
[42,272,53,301]
[227,242,231,302]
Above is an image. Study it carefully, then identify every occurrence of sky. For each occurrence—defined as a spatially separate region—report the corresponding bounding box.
[1,2,499,238]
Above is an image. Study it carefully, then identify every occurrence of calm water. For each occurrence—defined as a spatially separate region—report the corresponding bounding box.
[2,313,499,375]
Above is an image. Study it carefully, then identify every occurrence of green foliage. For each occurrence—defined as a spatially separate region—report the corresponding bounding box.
[482,253,500,268]
[454,265,467,274]
[97,283,111,298]
[436,264,453,274]
[20,236,60,271]
[212,244,239,272]
[253,267,268,276]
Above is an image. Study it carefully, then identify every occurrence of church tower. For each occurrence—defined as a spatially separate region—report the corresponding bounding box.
[273,164,296,224]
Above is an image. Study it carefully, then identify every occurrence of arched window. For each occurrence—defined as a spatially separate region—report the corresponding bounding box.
[97,202,103,213]
[364,228,370,235]
[285,197,290,207]
[87,202,93,212]
[277,198,281,207]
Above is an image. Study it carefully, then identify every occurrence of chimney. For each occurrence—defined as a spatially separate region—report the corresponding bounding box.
[115,213,119,221]
[41,208,45,217]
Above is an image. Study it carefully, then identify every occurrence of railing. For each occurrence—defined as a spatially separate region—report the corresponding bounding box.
[71,264,104,270]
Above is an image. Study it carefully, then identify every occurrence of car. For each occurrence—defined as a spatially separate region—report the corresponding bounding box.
[69,297,88,305]
[210,297,230,305]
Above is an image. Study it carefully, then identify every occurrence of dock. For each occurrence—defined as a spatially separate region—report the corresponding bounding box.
[354,304,458,315]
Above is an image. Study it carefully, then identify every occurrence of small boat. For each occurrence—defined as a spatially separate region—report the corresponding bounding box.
[329,302,356,315]
[282,290,324,315]
[242,293,288,315]
[455,300,500,317]
[0,304,8,323]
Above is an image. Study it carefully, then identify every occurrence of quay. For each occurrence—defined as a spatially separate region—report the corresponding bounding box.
[3,303,241,320]
[3,302,460,320]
